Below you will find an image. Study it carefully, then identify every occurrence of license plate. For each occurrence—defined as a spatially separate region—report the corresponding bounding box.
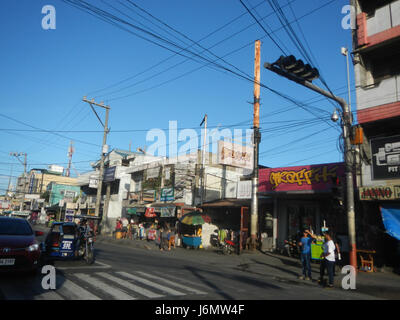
[0,259,15,266]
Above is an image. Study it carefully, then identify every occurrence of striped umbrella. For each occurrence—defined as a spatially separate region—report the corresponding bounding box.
[180,211,211,225]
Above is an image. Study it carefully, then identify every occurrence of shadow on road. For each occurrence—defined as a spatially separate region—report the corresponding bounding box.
[184,264,283,299]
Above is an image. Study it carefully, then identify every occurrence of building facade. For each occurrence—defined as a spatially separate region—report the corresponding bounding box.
[352,0,400,268]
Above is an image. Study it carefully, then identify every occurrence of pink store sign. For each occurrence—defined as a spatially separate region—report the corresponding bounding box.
[259,162,345,193]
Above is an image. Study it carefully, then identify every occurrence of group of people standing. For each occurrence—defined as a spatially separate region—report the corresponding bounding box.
[114,218,177,251]
[298,229,341,288]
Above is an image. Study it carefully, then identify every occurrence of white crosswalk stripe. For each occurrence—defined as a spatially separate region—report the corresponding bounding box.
[116,271,186,296]
[34,290,64,300]
[96,272,164,299]
[57,278,101,300]
[1,269,208,300]
[74,273,136,300]
[134,271,207,295]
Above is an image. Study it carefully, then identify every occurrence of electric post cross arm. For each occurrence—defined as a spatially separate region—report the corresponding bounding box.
[82,97,111,235]
[264,56,358,271]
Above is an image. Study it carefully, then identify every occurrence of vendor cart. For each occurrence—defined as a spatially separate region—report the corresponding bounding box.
[182,235,201,249]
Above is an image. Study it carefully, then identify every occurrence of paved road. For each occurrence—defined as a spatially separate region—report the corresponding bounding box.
[0,237,381,300]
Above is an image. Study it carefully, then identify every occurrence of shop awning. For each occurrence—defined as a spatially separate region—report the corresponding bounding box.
[200,199,251,208]
[380,204,400,241]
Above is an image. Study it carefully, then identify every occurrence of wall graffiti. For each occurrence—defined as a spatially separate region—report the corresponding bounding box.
[269,166,339,190]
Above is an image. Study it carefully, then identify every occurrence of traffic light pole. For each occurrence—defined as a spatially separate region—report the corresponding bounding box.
[264,62,358,271]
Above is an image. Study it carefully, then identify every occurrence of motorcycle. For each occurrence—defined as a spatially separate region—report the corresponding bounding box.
[283,238,300,258]
[77,227,95,265]
[222,239,236,255]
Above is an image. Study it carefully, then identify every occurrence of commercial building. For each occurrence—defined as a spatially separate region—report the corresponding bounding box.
[257,162,347,255]
[352,0,400,268]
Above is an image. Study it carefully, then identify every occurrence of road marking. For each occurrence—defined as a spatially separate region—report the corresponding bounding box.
[135,271,207,295]
[55,260,111,270]
[57,278,101,300]
[118,271,187,296]
[96,272,164,299]
[34,290,64,300]
[74,273,135,300]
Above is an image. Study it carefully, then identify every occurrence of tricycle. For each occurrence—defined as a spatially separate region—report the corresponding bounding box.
[43,215,100,265]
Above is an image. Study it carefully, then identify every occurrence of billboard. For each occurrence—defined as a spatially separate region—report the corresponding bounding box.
[371,135,400,180]
[259,162,345,193]
[217,141,253,170]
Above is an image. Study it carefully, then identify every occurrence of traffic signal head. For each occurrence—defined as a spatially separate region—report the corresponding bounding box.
[274,55,319,82]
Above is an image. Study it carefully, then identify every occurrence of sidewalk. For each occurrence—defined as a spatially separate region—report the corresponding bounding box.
[95,234,400,299]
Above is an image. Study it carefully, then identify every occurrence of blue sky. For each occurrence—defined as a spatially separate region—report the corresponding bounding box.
[0,0,354,192]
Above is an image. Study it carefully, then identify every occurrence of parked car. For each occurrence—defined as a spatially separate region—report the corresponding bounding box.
[0,216,43,273]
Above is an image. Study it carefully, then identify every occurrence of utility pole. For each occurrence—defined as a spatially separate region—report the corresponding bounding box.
[250,40,261,250]
[264,57,358,271]
[66,141,74,177]
[200,114,208,205]
[10,152,27,211]
[83,97,110,234]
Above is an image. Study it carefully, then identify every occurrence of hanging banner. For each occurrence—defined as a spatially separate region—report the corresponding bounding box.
[145,207,157,218]
[160,207,175,217]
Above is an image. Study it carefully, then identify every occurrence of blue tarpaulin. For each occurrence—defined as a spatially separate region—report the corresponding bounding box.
[380,204,400,241]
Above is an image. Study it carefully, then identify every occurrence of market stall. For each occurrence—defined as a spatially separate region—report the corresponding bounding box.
[179,211,211,249]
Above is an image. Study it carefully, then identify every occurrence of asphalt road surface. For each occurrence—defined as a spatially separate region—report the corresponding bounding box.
[0,235,380,300]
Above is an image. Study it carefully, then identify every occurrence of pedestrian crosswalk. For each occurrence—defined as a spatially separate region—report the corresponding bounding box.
[1,269,208,300]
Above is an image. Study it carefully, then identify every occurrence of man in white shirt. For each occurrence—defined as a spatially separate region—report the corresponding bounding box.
[319,232,336,288]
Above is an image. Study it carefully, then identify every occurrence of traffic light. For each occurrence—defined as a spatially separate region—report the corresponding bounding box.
[273,55,320,82]
[331,176,345,207]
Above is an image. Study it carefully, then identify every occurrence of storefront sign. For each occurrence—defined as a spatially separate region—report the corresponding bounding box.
[160,188,174,201]
[225,181,237,198]
[104,166,116,182]
[217,141,253,170]
[371,135,400,180]
[143,190,156,202]
[237,180,252,199]
[89,176,98,189]
[359,185,400,201]
[259,163,345,193]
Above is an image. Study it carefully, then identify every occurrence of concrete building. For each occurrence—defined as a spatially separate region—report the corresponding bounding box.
[352,0,400,268]
[14,166,79,210]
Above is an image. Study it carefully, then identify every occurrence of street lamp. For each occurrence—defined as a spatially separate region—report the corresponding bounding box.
[341,47,352,115]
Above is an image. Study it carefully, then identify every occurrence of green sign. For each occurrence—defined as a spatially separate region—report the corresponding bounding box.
[160,188,174,201]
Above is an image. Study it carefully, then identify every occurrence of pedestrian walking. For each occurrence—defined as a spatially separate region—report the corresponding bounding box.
[139,223,145,240]
[318,232,336,288]
[298,230,314,280]
[168,227,175,251]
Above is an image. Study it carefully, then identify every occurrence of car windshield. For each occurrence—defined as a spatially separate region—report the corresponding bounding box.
[0,219,33,236]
